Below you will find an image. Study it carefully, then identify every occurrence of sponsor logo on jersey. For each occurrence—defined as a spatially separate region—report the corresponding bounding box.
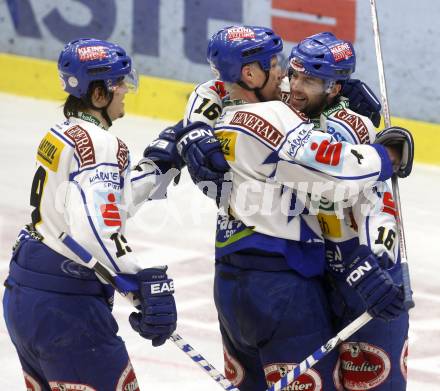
[216,130,237,161]
[64,126,96,167]
[77,45,108,62]
[336,342,391,390]
[117,138,129,173]
[286,127,312,158]
[311,140,342,166]
[89,168,120,188]
[24,371,42,391]
[48,381,97,391]
[230,111,283,147]
[226,27,256,41]
[264,363,322,390]
[224,347,245,386]
[350,149,364,165]
[37,132,64,171]
[330,43,354,62]
[116,361,140,391]
[318,212,342,238]
[400,338,408,380]
[209,80,227,99]
[99,192,122,227]
[382,191,397,216]
[334,110,370,144]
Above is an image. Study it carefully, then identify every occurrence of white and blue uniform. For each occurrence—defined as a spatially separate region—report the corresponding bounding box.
[3,113,174,391]
[184,80,394,391]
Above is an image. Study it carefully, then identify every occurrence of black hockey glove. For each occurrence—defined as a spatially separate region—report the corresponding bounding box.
[342,79,382,128]
[143,120,186,174]
[176,121,230,204]
[129,267,177,346]
[375,126,414,178]
[344,246,405,321]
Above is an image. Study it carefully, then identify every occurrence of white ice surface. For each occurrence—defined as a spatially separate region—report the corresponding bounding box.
[0,93,439,389]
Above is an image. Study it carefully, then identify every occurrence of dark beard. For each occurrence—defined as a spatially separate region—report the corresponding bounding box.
[302,94,329,118]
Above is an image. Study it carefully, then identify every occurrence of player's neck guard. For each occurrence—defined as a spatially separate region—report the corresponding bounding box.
[77,111,106,129]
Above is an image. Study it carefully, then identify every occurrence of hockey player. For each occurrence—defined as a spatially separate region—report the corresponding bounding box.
[175,26,413,391]
[287,32,411,390]
[1,38,220,391]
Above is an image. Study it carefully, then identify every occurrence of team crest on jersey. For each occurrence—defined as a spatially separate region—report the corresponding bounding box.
[264,363,322,390]
[335,342,391,390]
[230,111,283,147]
[400,338,408,380]
[209,80,227,99]
[77,46,108,62]
[37,132,65,171]
[334,110,370,144]
[330,43,354,62]
[216,130,237,161]
[226,27,255,41]
[116,138,129,172]
[48,381,96,391]
[64,126,96,167]
[224,347,245,386]
[116,361,139,391]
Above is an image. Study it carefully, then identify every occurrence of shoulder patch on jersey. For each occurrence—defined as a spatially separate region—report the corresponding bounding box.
[116,138,129,172]
[37,132,65,172]
[230,110,283,147]
[334,109,370,144]
[64,125,96,167]
[209,80,227,99]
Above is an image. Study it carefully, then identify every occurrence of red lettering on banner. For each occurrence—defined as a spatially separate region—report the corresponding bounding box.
[116,138,129,172]
[230,111,283,147]
[311,140,342,166]
[271,0,356,43]
[100,193,121,227]
[335,109,370,144]
[382,191,397,216]
[64,126,96,167]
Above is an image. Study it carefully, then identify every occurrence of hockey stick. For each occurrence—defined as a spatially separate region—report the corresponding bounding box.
[58,232,239,391]
[369,0,415,310]
[266,312,373,391]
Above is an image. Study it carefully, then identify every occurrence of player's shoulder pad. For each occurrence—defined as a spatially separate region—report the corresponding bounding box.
[326,106,376,145]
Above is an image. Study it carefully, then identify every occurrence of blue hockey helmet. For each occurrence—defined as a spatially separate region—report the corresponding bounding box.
[58,38,138,98]
[207,26,283,83]
[288,32,355,81]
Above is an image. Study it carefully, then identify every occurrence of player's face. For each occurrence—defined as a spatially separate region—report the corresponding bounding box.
[107,80,129,120]
[259,56,282,101]
[289,70,329,117]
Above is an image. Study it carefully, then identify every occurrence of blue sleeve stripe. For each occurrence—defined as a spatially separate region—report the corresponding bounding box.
[185,84,204,122]
[371,144,393,181]
[326,119,358,144]
[50,127,75,147]
[73,181,120,272]
[365,215,371,248]
[70,162,120,181]
[131,171,156,183]
[280,158,380,180]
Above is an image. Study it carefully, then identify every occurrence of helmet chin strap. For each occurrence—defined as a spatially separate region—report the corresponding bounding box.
[237,68,270,102]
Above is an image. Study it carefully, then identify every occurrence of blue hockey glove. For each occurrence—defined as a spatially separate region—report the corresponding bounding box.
[176,121,230,202]
[129,267,177,346]
[375,126,414,178]
[344,246,405,321]
[143,121,186,174]
[342,79,382,128]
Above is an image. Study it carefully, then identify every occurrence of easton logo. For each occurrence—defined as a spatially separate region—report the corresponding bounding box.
[346,261,372,286]
[230,111,283,147]
[64,126,96,167]
[335,109,370,144]
[117,138,129,172]
[330,43,353,62]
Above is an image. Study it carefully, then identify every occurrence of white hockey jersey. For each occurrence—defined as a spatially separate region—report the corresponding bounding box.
[30,114,175,274]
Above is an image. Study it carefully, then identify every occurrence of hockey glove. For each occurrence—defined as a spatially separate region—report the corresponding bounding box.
[342,79,382,128]
[129,267,177,346]
[344,245,405,321]
[143,121,186,175]
[176,121,230,202]
[375,126,414,178]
